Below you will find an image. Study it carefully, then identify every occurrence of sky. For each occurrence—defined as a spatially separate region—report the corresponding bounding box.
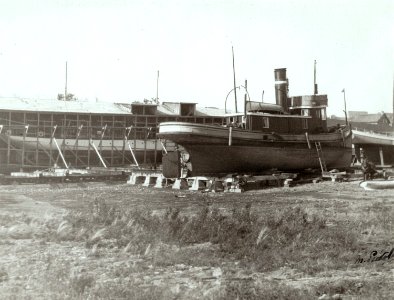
[0,0,393,117]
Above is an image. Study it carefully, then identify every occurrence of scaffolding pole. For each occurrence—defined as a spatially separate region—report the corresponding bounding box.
[51,126,69,169]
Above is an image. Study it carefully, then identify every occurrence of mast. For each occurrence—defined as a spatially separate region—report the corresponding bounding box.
[65,61,68,101]
[314,60,318,95]
[156,70,159,103]
[244,79,247,123]
[342,88,348,125]
[232,46,238,113]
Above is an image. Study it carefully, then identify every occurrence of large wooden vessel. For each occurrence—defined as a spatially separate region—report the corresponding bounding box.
[159,68,353,176]
[0,99,225,173]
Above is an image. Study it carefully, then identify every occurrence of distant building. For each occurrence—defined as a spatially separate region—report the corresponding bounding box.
[348,111,369,119]
[328,111,392,133]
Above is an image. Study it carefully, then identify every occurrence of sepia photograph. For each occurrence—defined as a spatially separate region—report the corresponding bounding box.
[0,0,393,299]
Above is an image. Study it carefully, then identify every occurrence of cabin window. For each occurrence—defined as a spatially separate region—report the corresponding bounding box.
[301,109,310,116]
[180,104,195,116]
[316,109,321,118]
[131,105,144,115]
[263,117,269,128]
[321,108,326,120]
[302,119,308,129]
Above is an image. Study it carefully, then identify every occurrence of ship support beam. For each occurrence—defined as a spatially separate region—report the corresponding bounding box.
[51,126,68,169]
[379,147,385,166]
[90,139,107,168]
[125,126,140,168]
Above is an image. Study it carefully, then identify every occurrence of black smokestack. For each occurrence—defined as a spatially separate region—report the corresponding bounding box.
[274,68,288,112]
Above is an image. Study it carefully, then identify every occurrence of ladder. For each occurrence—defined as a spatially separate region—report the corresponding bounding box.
[315,142,327,173]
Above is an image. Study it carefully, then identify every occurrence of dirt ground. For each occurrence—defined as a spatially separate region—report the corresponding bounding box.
[0,180,393,299]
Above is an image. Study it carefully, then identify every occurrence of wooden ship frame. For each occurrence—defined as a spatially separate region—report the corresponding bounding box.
[0,99,225,174]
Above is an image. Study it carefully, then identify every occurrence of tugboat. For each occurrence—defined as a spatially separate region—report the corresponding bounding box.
[158,67,352,176]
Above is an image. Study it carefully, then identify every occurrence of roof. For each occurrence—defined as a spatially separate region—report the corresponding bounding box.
[0,98,131,115]
[162,101,198,105]
[386,113,393,123]
[0,97,225,117]
[329,112,393,133]
[245,102,283,113]
[345,110,393,124]
[350,113,384,123]
[194,107,227,116]
[348,111,368,118]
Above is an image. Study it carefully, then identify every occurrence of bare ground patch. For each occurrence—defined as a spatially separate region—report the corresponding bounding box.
[0,181,393,299]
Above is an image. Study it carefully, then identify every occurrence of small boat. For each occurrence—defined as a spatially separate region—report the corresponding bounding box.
[351,77,394,166]
[159,67,353,176]
[359,180,394,190]
[352,129,394,166]
[352,130,394,146]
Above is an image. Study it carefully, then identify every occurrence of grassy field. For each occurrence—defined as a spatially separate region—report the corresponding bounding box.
[0,180,393,299]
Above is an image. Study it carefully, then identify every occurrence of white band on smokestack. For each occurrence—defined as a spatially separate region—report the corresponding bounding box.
[275,80,287,84]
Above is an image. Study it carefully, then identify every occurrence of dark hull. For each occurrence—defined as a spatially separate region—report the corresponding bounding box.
[186,144,352,176]
[354,144,394,165]
[159,122,353,176]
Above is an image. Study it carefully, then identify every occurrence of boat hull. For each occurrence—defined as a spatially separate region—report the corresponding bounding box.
[0,134,172,172]
[1,135,163,152]
[185,144,352,175]
[352,130,394,165]
[359,180,394,190]
[159,122,352,176]
[352,130,394,146]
